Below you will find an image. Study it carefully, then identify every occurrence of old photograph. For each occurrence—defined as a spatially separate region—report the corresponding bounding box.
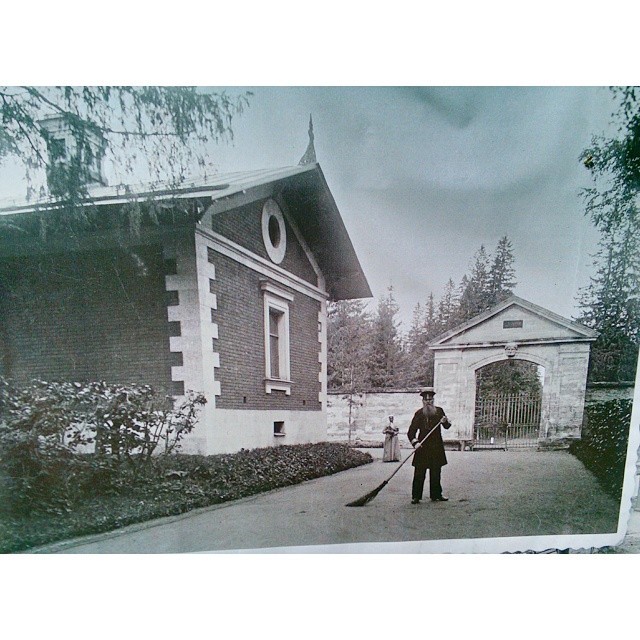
[0,86,638,554]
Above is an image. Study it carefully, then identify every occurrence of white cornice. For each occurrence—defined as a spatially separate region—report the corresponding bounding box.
[260,280,295,301]
[196,227,328,303]
[430,337,596,351]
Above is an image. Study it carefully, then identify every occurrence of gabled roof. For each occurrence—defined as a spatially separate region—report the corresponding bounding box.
[0,164,372,301]
[429,295,597,348]
[0,165,315,214]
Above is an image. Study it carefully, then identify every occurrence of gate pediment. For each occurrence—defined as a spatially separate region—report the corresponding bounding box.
[430,296,597,349]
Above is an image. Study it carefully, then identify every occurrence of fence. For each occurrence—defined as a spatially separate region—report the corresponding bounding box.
[474,393,542,449]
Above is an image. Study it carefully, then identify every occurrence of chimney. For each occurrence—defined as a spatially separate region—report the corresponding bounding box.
[40,115,107,194]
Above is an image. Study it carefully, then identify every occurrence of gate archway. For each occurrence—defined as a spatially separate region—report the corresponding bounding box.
[473,358,544,449]
[428,296,597,448]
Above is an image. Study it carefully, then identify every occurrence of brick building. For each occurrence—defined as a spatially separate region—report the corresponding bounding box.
[0,157,371,454]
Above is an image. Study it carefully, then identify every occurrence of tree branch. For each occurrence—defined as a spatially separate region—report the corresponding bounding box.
[1,93,47,165]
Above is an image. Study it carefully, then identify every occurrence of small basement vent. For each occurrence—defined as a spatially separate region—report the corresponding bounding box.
[274,421,285,437]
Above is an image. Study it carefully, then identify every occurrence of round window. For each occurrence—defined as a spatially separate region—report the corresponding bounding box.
[268,214,281,248]
[262,199,286,264]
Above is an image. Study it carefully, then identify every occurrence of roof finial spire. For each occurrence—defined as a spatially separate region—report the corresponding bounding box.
[298,114,317,165]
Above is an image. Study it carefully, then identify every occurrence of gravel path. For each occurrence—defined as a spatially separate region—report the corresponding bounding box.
[32,448,622,553]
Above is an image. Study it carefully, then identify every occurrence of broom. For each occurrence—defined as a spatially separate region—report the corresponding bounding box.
[345,416,445,507]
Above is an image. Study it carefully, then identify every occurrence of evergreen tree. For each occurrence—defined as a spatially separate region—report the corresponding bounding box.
[578,86,640,381]
[425,292,437,337]
[327,299,372,442]
[458,245,491,322]
[406,302,424,381]
[367,286,403,389]
[456,274,472,324]
[488,236,517,306]
[326,300,371,391]
[476,360,543,397]
[406,299,435,386]
[576,222,639,381]
[437,278,458,334]
[335,238,521,393]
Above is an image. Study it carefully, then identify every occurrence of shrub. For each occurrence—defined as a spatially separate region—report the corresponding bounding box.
[0,427,75,515]
[0,377,206,514]
[150,442,374,503]
[85,383,206,467]
[0,378,91,515]
[570,399,633,499]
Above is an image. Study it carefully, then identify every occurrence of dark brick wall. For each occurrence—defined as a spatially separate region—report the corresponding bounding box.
[210,198,318,286]
[0,246,173,394]
[212,252,322,411]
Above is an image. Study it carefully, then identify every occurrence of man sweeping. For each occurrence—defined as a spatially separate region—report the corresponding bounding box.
[408,387,452,504]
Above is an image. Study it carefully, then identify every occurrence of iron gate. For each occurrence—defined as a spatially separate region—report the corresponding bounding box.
[474,393,541,449]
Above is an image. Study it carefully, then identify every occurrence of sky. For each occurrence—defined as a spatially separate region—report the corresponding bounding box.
[198,86,616,330]
[0,86,619,332]
[1,3,638,620]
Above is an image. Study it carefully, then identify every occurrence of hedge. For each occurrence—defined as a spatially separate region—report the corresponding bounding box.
[569,399,633,500]
[0,443,373,553]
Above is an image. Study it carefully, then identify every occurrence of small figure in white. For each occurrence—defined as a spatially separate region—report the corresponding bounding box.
[382,415,401,462]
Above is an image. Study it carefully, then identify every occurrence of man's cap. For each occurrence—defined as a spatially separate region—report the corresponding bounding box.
[419,387,436,397]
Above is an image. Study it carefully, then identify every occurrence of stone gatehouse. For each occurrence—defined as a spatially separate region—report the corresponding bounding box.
[328,296,600,448]
[429,296,597,446]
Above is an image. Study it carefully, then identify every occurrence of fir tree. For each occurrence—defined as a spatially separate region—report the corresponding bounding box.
[488,236,517,306]
[456,274,472,324]
[327,299,372,441]
[476,360,543,397]
[406,299,435,386]
[458,245,491,322]
[578,86,640,381]
[327,300,371,391]
[437,278,458,333]
[576,222,639,381]
[367,286,403,389]
[425,292,437,337]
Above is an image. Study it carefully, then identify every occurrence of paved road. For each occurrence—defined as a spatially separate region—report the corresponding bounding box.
[30,448,626,554]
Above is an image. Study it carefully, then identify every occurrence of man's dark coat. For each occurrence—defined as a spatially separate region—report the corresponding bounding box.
[407,406,450,469]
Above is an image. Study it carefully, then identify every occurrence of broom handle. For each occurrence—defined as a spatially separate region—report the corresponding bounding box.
[382,416,445,484]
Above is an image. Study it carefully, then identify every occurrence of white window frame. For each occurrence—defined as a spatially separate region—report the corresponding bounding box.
[261,281,293,395]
